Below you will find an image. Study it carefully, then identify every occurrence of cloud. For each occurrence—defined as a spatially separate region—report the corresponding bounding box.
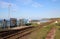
[0,1,18,9]
[17,0,43,7]
[18,0,33,5]
[0,1,9,8]
[32,2,43,7]
[0,1,19,12]
[52,10,60,13]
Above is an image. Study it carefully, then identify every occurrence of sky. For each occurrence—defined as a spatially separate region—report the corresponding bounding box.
[0,0,60,19]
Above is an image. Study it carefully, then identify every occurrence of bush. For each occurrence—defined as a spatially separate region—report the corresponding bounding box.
[25,23,31,26]
[55,22,60,26]
[31,23,39,26]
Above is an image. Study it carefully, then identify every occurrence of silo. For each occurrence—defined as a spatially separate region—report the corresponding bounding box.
[2,19,7,29]
[19,19,24,26]
[10,18,17,28]
[19,19,28,26]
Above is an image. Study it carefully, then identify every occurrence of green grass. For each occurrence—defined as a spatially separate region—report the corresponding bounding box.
[52,22,60,39]
[54,26,60,39]
[28,24,53,39]
[31,23,40,27]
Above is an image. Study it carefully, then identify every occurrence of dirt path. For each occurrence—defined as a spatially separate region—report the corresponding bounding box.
[46,27,56,39]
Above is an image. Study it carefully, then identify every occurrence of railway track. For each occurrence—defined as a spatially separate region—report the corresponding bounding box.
[0,26,36,39]
[0,21,54,39]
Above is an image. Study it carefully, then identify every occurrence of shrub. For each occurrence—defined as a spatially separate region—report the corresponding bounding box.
[55,22,60,26]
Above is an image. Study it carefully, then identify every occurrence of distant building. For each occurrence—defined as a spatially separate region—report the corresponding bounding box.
[29,20,40,24]
[10,18,17,28]
[19,19,28,26]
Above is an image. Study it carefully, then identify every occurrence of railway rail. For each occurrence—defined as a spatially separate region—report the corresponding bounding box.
[0,26,36,39]
[0,21,54,39]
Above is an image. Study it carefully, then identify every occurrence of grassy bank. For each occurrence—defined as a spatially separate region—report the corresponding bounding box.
[28,24,53,39]
[54,26,60,39]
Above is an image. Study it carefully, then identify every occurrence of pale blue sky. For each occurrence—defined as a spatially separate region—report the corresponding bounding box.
[0,0,60,19]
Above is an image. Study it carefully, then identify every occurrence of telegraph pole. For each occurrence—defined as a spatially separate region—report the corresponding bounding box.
[8,4,11,29]
[8,4,11,19]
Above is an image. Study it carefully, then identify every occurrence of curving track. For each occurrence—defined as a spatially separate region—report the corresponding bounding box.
[0,26,35,39]
[0,21,54,39]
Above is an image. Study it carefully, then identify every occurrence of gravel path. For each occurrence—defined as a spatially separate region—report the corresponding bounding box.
[46,27,56,39]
